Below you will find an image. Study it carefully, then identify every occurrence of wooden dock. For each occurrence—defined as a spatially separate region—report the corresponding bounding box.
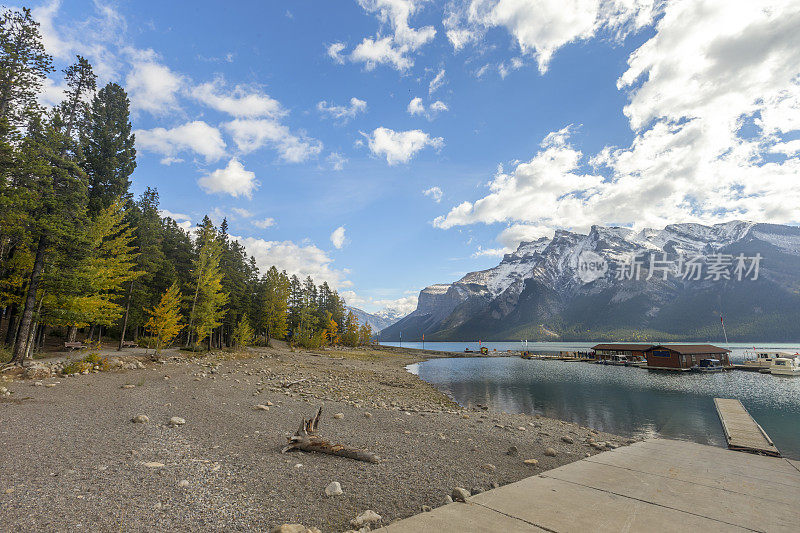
[377,439,800,532]
[714,397,780,457]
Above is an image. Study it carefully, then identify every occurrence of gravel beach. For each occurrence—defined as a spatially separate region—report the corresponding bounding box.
[0,344,632,532]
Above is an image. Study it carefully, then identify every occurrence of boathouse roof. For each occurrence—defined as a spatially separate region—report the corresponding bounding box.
[646,344,731,354]
[592,343,653,351]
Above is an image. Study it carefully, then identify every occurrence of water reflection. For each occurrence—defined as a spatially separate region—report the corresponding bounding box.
[411,357,800,458]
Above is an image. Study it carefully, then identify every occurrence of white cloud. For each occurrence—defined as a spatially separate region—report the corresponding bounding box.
[374,294,418,316]
[332,0,436,71]
[125,48,186,115]
[407,97,448,119]
[330,226,348,249]
[38,77,67,108]
[429,68,446,94]
[33,0,126,80]
[363,127,444,165]
[327,152,348,170]
[317,97,368,122]
[351,36,413,71]
[471,246,508,258]
[253,218,276,229]
[231,208,253,218]
[135,121,226,164]
[340,290,418,317]
[423,186,443,202]
[198,159,260,199]
[191,77,284,118]
[328,42,346,64]
[236,236,351,288]
[435,0,800,250]
[158,209,192,231]
[445,0,658,73]
[407,97,426,116]
[498,57,524,78]
[224,119,323,162]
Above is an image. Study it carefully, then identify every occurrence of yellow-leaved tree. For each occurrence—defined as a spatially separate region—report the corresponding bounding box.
[187,217,228,350]
[359,323,373,346]
[144,283,183,353]
[262,266,290,344]
[233,313,255,349]
[323,311,339,346]
[45,198,143,333]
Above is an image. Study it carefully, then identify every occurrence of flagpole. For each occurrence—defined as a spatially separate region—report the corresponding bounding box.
[721,315,729,345]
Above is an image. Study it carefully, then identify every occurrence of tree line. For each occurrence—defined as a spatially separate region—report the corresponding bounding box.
[0,7,371,364]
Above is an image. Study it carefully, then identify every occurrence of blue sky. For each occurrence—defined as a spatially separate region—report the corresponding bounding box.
[29,1,800,315]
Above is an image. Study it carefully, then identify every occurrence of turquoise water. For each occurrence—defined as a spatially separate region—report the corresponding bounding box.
[395,342,800,459]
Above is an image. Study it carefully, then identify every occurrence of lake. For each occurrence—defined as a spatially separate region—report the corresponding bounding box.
[388,342,800,459]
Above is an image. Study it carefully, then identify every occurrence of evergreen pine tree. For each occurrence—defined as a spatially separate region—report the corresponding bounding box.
[83,82,136,215]
[0,7,53,126]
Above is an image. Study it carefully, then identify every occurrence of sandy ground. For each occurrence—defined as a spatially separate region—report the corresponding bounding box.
[0,344,632,532]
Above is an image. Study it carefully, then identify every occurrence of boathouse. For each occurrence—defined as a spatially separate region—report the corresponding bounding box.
[644,344,731,370]
[591,343,652,362]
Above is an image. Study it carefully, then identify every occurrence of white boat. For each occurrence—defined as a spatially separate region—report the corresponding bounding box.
[742,350,796,369]
[770,354,800,376]
[693,358,725,372]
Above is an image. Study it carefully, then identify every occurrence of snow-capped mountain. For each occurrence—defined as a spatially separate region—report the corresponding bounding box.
[381,221,800,342]
[347,306,403,333]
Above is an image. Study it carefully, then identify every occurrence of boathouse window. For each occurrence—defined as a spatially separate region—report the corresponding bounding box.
[651,350,671,357]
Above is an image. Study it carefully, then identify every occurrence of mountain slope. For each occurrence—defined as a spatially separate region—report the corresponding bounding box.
[380,221,800,342]
[347,306,402,333]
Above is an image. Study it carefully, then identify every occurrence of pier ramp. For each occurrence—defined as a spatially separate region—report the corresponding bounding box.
[377,439,800,532]
[714,397,780,457]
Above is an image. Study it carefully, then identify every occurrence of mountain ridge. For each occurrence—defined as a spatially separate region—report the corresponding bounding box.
[380,221,800,342]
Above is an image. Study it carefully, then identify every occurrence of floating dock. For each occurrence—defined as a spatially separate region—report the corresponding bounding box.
[377,439,800,532]
[714,397,780,457]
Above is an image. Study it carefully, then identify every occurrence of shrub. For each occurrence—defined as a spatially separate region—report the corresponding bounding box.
[0,346,10,364]
[62,353,109,374]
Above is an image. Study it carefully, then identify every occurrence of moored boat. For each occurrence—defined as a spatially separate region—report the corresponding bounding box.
[769,354,800,376]
[693,358,725,372]
[742,350,795,369]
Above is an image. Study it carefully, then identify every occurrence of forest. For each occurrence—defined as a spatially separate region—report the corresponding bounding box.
[0,8,371,366]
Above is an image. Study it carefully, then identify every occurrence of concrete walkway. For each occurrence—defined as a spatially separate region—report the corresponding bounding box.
[377,439,800,532]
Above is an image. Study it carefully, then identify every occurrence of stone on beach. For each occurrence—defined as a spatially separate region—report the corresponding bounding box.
[451,487,471,502]
[350,510,381,528]
[142,462,164,468]
[561,435,574,444]
[333,412,344,419]
[254,404,270,411]
[169,417,186,426]
[544,447,557,456]
[506,445,519,456]
[131,414,149,423]
[480,463,496,472]
[270,525,321,533]
[524,458,539,465]
[324,481,343,497]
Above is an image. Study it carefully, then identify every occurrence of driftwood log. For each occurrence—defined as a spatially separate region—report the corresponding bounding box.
[281,406,381,463]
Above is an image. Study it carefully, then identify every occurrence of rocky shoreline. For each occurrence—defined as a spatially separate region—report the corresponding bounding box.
[0,344,633,532]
